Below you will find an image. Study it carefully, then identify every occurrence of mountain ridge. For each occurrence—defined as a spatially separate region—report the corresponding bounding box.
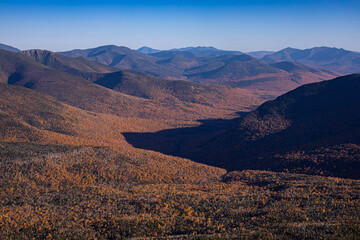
[0,43,20,52]
[184,53,338,92]
[170,46,242,56]
[58,45,341,92]
[21,49,119,81]
[137,46,162,54]
[262,46,360,74]
[59,45,185,79]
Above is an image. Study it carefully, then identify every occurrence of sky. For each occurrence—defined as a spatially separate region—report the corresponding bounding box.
[0,0,359,52]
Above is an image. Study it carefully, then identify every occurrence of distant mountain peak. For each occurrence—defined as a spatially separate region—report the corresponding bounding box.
[170,46,242,57]
[59,45,184,79]
[280,47,300,53]
[137,46,162,54]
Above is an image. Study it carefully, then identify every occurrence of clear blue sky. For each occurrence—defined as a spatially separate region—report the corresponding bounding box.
[0,0,359,52]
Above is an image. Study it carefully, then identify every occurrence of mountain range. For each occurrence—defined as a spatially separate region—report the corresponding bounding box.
[1,43,360,239]
[262,47,360,74]
[0,49,266,121]
[183,54,338,92]
[2,46,358,179]
[169,46,242,56]
[59,45,185,80]
[58,45,342,94]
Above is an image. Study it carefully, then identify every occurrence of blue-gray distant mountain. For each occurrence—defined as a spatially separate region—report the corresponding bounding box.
[137,46,162,54]
[0,43,20,52]
[262,47,360,74]
[170,46,242,57]
[247,51,274,59]
[149,50,207,70]
[59,45,338,93]
[59,45,184,79]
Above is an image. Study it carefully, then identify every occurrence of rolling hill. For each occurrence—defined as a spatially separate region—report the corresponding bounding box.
[262,47,360,74]
[184,54,338,92]
[59,45,184,79]
[93,70,267,111]
[150,50,202,70]
[95,70,223,103]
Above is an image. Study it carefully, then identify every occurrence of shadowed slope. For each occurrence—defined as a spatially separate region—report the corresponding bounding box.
[124,74,360,179]
[201,74,360,178]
